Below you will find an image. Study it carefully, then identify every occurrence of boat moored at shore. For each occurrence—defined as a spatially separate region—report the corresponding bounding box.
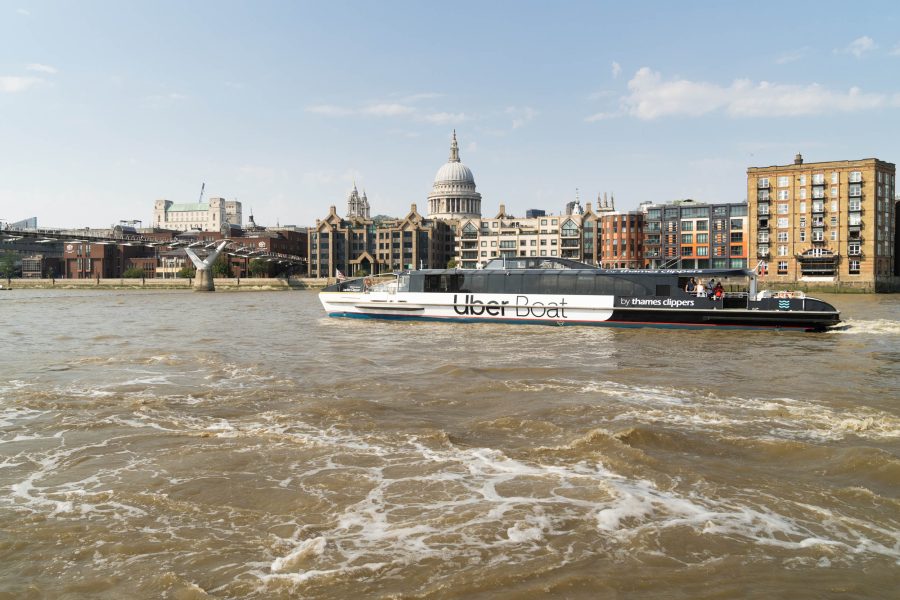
[320,258,841,331]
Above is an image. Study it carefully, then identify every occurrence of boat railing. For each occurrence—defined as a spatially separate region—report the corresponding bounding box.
[755,289,806,300]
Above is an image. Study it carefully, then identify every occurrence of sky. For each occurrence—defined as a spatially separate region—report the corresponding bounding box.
[2,0,899,229]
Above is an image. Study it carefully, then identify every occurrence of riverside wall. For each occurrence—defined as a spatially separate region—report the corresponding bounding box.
[0,277,332,290]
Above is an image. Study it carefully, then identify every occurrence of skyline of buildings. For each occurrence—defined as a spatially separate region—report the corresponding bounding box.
[4,131,898,290]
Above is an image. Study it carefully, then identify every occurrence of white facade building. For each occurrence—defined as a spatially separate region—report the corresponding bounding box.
[153,197,242,232]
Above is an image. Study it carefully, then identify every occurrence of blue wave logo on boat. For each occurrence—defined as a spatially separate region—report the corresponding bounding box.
[778,300,791,310]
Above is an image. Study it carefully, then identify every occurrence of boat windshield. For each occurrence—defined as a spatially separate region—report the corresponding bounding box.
[482,257,595,270]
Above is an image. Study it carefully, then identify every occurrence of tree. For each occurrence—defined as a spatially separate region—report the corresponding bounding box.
[212,254,232,277]
[123,266,145,279]
[249,259,271,277]
[177,266,196,278]
[0,253,16,279]
[446,257,458,269]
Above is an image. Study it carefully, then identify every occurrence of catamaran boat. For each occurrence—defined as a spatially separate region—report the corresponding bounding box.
[319,258,841,331]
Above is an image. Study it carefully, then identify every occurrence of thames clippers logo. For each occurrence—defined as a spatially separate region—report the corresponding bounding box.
[619,297,696,308]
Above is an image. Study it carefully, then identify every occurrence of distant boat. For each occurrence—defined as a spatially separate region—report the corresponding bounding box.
[320,258,840,331]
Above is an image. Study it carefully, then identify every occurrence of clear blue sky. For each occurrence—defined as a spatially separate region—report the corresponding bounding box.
[2,0,898,228]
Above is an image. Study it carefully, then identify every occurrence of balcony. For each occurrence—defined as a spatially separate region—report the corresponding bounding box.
[757,249,770,258]
[849,188,862,197]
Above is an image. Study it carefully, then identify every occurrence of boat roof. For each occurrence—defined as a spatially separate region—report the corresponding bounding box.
[406,257,754,278]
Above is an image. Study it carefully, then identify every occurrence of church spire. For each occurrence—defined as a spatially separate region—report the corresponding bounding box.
[449,129,460,163]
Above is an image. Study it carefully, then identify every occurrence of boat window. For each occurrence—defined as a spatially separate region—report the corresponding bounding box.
[615,278,635,297]
[540,273,558,294]
[594,276,616,295]
[522,273,540,294]
[655,284,671,297]
[576,273,594,295]
[487,273,505,294]
[467,273,489,293]
[426,274,463,293]
[503,272,524,294]
[557,273,576,295]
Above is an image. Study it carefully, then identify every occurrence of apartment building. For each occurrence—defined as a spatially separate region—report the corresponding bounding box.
[747,154,897,291]
[642,200,748,269]
[308,204,454,278]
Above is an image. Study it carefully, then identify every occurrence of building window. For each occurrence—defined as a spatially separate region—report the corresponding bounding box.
[778,189,790,200]
[831,172,839,184]
[697,246,708,256]
[831,187,838,198]
[777,176,790,187]
[800,188,807,200]
[777,204,789,214]
[849,171,862,183]
[681,234,693,244]
[800,230,807,242]
[777,245,788,256]
[849,260,860,274]
[813,173,825,185]
[730,232,743,242]
[777,218,789,228]
[799,175,806,186]
[778,261,788,274]
[777,232,788,242]
[730,245,742,255]
[831,230,838,241]
[812,230,824,242]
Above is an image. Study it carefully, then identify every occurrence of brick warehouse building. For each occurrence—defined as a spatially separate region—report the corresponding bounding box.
[747,154,898,291]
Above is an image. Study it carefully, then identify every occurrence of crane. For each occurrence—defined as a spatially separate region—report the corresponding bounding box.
[198,182,205,203]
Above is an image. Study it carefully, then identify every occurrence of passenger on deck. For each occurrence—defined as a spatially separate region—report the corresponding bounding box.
[685,277,696,294]
[695,279,705,298]
[714,282,724,300]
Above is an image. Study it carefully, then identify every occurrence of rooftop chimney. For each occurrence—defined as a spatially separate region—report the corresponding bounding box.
[794,153,803,165]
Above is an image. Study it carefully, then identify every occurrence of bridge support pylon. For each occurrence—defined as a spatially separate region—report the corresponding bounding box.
[185,241,229,292]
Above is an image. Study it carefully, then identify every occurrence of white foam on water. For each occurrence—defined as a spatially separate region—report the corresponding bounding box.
[243,423,900,593]
[827,319,900,336]
[0,405,46,429]
[515,378,900,442]
[271,536,328,573]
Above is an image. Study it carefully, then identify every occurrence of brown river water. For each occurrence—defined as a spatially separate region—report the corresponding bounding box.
[1,289,898,599]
